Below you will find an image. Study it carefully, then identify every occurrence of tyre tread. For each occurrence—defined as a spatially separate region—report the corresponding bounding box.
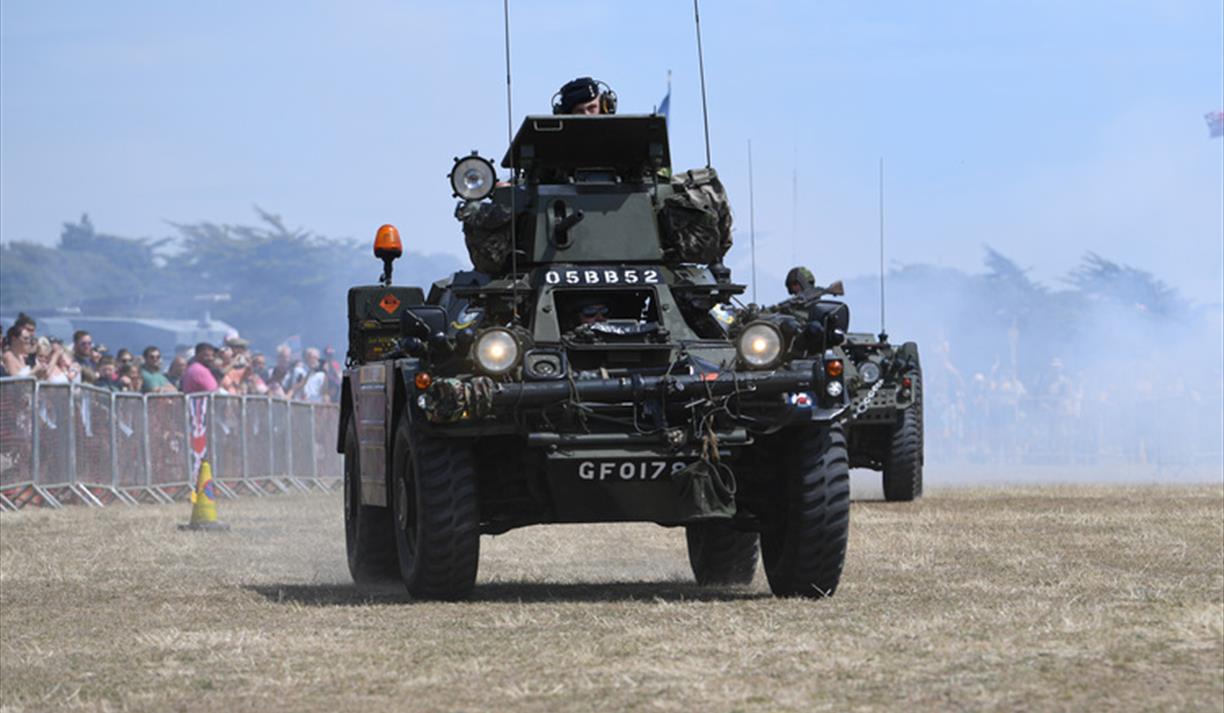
[686,522,759,586]
[344,420,399,587]
[761,423,851,598]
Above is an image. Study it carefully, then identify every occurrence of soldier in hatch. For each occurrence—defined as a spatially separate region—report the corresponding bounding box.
[570,297,610,329]
[774,266,844,318]
[785,266,816,296]
[552,77,618,115]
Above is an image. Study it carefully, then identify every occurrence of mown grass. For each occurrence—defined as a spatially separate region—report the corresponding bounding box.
[1,481,1221,712]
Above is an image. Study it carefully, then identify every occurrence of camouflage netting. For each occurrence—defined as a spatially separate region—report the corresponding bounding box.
[457,200,514,275]
[659,168,733,264]
[422,376,496,423]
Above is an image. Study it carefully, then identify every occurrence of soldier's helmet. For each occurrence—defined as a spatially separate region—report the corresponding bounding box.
[552,76,618,115]
[785,267,816,295]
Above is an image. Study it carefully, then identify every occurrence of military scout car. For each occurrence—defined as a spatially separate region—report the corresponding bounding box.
[842,335,923,501]
[339,115,853,600]
[768,281,925,502]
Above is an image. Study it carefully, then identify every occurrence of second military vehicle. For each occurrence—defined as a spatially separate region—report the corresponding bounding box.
[843,334,923,501]
[766,277,924,501]
[339,114,855,600]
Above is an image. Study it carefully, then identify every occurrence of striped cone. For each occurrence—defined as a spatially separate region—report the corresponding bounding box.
[178,461,230,531]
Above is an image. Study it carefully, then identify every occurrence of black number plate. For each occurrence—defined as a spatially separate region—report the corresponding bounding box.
[542,267,662,286]
[574,459,692,481]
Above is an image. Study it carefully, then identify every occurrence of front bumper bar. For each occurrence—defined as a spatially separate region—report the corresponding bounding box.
[418,363,848,426]
[491,368,818,409]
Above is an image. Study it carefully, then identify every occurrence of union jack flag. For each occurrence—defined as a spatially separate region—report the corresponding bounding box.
[1206,111,1224,139]
[189,396,208,480]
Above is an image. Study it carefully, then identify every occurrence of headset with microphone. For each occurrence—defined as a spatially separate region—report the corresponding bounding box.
[551,77,617,115]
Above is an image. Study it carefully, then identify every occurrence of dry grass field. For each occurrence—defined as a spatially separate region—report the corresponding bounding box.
[1,480,1221,712]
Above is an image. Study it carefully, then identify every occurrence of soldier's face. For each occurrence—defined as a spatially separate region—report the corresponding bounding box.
[579,304,609,325]
[572,96,601,115]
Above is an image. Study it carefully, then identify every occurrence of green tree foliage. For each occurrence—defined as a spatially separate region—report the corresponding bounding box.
[161,208,461,348]
[844,246,1203,390]
[1,210,460,351]
[1066,251,1183,316]
[0,215,163,312]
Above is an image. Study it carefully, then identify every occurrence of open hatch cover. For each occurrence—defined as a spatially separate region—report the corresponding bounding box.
[501,114,670,181]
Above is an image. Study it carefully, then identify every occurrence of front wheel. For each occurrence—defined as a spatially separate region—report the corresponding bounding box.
[344,419,398,587]
[390,420,480,600]
[686,522,759,586]
[760,423,851,598]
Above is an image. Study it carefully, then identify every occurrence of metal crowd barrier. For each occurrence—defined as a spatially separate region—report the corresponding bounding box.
[0,378,341,511]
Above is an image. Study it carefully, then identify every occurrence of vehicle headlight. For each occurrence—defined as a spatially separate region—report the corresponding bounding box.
[473,328,519,375]
[859,362,881,384]
[737,322,783,369]
[449,153,496,201]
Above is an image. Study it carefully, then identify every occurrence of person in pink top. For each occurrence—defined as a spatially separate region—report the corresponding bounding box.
[181,342,219,394]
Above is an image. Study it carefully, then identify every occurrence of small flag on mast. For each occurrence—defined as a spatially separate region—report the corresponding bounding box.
[658,70,671,119]
[1206,110,1224,139]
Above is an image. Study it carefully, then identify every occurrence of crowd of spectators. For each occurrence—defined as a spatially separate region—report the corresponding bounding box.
[0,312,341,403]
[922,341,1223,467]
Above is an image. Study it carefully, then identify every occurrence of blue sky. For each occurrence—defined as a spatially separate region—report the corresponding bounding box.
[2,1,1221,303]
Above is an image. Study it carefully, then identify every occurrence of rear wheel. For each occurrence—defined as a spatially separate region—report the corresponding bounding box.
[760,423,851,598]
[883,378,923,501]
[344,419,398,586]
[686,522,759,586]
[390,420,480,600]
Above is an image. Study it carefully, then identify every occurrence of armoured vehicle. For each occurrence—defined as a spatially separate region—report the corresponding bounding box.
[769,280,924,501]
[339,115,854,600]
[842,333,923,501]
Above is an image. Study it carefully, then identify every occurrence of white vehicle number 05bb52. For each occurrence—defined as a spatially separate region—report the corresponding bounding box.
[543,267,661,286]
[578,460,690,481]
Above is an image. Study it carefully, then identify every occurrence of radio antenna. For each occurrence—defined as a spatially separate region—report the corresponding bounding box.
[878,157,887,342]
[748,139,757,303]
[744,140,753,304]
[503,0,519,317]
[791,162,798,266]
[693,0,712,167]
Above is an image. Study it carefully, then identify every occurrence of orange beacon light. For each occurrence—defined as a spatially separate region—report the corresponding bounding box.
[374,224,402,285]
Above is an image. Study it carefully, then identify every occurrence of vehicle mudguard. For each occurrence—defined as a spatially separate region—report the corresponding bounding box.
[337,375,353,454]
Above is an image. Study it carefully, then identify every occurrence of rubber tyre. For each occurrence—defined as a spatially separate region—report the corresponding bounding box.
[883,393,923,502]
[390,420,480,601]
[760,423,851,598]
[344,418,399,586]
[686,522,759,586]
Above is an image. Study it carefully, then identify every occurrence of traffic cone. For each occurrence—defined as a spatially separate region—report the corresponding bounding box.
[178,461,230,531]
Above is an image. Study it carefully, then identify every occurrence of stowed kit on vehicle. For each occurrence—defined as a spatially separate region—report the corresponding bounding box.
[339,115,856,600]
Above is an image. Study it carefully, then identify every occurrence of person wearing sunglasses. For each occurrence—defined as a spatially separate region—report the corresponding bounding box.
[1,325,34,377]
[577,301,610,326]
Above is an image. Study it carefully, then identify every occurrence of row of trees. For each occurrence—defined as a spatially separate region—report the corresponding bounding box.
[0,210,460,349]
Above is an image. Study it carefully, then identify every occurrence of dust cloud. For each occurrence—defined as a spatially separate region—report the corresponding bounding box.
[830,251,1224,484]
